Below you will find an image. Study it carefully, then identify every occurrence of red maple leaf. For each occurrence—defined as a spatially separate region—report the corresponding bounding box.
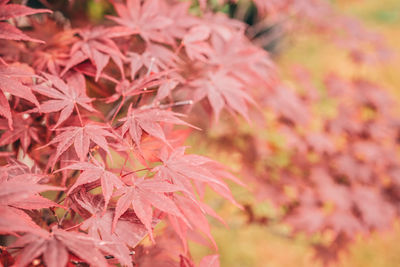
[153,147,232,195]
[61,26,131,81]
[107,0,173,43]
[119,106,194,151]
[192,70,256,122]
[0,64,39,129]
[182,25,213,62]
[127,43,181,80]
[32,30,77,75]
[0,0,51,43]
[113,175,186,241]
[0,163,63,237]
[168,195,218,251]
[11,227,111,267]
[74,192,148,267]
[61,160,124,210]
[0,113,40,153]
[33,72,95,129]
[45,123,114,165]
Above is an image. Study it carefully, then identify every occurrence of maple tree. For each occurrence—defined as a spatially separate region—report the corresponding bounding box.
[0,0,398,266]
[204,0,399,265]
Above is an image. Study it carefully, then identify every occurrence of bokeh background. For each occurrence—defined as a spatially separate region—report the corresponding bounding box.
[186,0,400,266]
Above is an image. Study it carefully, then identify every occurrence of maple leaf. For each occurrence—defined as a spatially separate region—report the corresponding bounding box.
[108,0,173,43]
[0,90,11,128]
[192,70,256,122]
[182,25,213,62]
[0,1,51,43]
[168,195,218,252]
[0,206,48,237]
[105,71,172,122]
[73,192,149,267]
[154,79,179,102]
[153,147,232,196]
[0,180,61,210]
[0,64,39,128]
[127,44,181,79]
[0,113,40,153]
[82,212,139,267]
[113,175,186,241]
[266,84,311,125]
[32,30,77,75]
[310,168,352,211]
[119,106,194,151]
[161,1,200,42]
[0,163,63,237]
[61,160,124,210]
[45,123,114,165]
[33,72,95,129]
[12,227,111,267]
[209,33,277,88]
[61,27,130,81]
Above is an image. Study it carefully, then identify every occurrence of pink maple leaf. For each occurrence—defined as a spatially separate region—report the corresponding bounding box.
[0,0,51,43]
[33,72,95,129]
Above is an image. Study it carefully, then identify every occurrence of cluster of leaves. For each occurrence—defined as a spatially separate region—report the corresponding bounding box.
[1,0,398,266]
[203,0,399,265]
[243,72,400,264]
[0,0,276,266]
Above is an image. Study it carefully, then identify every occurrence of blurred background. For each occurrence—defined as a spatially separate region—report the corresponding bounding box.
[186,0,400,266]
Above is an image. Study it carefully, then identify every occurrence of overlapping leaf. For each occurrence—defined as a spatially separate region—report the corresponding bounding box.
[113,176,185,240]
[120,106,194,151]
[61,160,123,209]
[61,27,131,81]
[108,0,172,43]
[0,163,63,237]
[0,65,39,128]
[0,1,50,42]
[12,228,111,267]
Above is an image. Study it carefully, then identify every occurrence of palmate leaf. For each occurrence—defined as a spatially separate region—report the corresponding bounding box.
[107,0,173,43]
[0,163,63,237]
[182,25,213,62]
[82,211,137,267]
[61,160,124,210]
[76,192,149,267]
[168,195,218,252]
[127,43,181,80]
[153,147,233,195]
[33,72,95,129]
[0,113,40,153]
[72,191,151,258]
[192,70,256,122]
[120,106,195,152]
[67,192,147,267]
[0,206,48,237]
[45,123,113,165]
[113,176,186,241]
[0,65,39,128]
[61,26,133,81]
[0,1,51,43]
[12,227,111,267]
